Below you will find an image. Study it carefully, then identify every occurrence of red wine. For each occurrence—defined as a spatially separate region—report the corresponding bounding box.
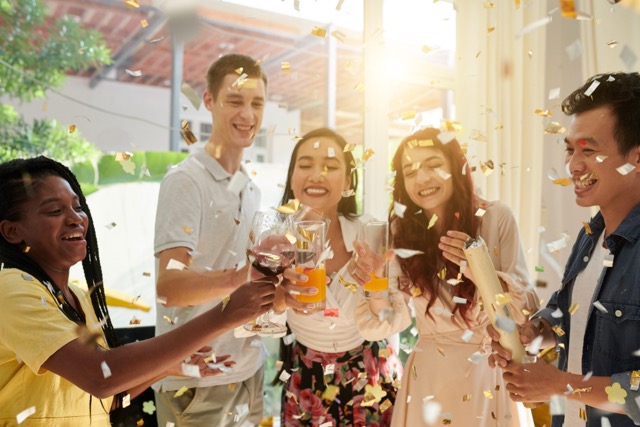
[248,250,294,277]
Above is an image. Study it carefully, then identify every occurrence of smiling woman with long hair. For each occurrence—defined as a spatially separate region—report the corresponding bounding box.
[0,156,275,425]
[350,127,539,426]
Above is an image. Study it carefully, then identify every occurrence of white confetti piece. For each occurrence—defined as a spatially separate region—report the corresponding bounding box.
[422,399,442,424]
[616,163,636,175]
[327,147,335,158]
[324,364,335,375]
[551,308,563,318]
[596,155,608,163]
[435,168,451,180]
[601,417,612,427]
[475,208,486,217]
[279,370,291,382]
[227,171,250,196]
[603,254,614,268]
[410,326,418,336]
[583,371,593,381]
[283,333,296,345]
[583,80,600,97]
[467,351,484,364]
[565,39,583,61]
[16,406,36,424]
[549,395,566,415]
[394,248,424,259]
[394,201,407,218]
[453,296,467,304]
[461,329,474,342]
[495,314,516,333]
[235,402,249,418]
[181,363,201,378]
[166,259,186,271]
[525,335,544,355]
[437,131,455,144]
[547,233,570,253]
[548,87,561,100]
[593,301,608,313]
[125,69,142,77]
[101,361,112,378]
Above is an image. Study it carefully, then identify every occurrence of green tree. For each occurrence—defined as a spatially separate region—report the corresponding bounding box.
[0,0,111,164]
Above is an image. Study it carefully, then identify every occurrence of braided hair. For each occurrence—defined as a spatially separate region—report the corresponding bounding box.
[0,156,120,349]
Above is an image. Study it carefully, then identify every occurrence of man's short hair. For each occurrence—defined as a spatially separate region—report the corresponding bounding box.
[205,54,267,100]
[562,72,640,155]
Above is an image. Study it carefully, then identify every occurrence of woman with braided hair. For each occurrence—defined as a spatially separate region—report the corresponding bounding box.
[0,156,276,425]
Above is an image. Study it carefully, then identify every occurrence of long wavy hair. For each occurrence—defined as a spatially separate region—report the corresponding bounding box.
[391,127,480,322]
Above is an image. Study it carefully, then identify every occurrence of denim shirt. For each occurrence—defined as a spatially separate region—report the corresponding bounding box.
[537,204,640,427]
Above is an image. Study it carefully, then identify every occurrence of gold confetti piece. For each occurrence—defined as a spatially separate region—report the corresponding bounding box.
[338,275,359,293]
[68,124,77,134]
[221,295,231,311]
[162,315,174,325]
[322,385,340,401]
[483,1,495,7]
[129,316,141,325]
[362,148,375,162]
[183,226,193,234]
[281,62,291,73]
[140,19,148,28]
[228,383,236,391]
[354,82,366,92]
[311,26,327,37]
[553,178,573,186]
[237,78,257,89]
[412,287,423,297]
[494,246,500,256]
[631,371,640,391]
[559,0,577,18]
[579,407,587,420]
[124,0,140,8]
[483,390,494,399]
[534,109,552,117]
[331,30,346,43]
[487,27,495,34]
[476,50,481,58]
[422,45,432,54]
[605,382,627,404]
[463,394,472,401]
[321,165,328,177]
[379,398,392,413]
[343,143,357,152]
[363,384,387,404]
[115,151,133,161]
[180,120,198,145]
[552,325,566,336]
[118,159,136,175]
[174,386,189,398]
[495,293,513,306]
[437,267,447,280]
[402,110,416,120]
[480,160,494,176]
[437,346,446,357]
[571,386,592,395]
[608,40,619,48]
[427,213,438,229]
[276,199,300,214]
[23,246,31,253]
[545,122,566,134]
[125,69,142,77]
[568,303,579,315]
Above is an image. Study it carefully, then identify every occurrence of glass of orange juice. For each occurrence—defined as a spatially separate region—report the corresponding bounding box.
[293,219,328,313]
[359,220,389,299]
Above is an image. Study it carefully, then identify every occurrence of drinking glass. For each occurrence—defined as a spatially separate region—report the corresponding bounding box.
[292,217,329,314]
[243,211,295,336]
[359,220,389,299]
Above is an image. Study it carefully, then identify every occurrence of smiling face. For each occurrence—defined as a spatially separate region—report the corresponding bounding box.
[204,72,266,154]
[401,146,454,219]
[0,175,88,279]
[564,106,640,220]
[290,136,351,216]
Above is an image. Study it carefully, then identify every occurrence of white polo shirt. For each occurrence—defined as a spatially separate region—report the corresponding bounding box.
[153,148,261,391]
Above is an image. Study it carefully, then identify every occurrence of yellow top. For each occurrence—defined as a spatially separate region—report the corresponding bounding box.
[0,269,112,426]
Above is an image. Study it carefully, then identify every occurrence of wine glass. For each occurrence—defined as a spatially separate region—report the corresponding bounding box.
[243,211,295,336]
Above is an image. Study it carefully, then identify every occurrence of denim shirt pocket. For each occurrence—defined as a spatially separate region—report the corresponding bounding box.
[594,300,640,370]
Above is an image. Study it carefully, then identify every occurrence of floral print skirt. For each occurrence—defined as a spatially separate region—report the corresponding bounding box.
[281,340,403,427]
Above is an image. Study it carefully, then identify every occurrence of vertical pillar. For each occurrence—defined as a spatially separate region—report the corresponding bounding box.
[169,34,184,152]
[362,0,390,220]
[325,23,337,128]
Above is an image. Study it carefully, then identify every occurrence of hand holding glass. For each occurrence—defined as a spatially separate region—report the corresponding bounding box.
[244,211,294,336]
[293,218,328,314]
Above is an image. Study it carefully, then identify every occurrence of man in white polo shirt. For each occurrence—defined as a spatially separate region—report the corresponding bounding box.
[153,54,268,427]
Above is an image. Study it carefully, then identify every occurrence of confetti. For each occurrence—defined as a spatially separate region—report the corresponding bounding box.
[16,406,36,424]
[124,0,140,7]
[394,248,424,259]
[548,87,561,100]
[362,148,375,162]
[480,160,494,176]
[605,382,627,404]
[547,233,570,253]
[596,155,608,163]
[584,80,601,97]
[142,400,156,415]
[422,399,442,424]
[616,163,636,175]
[534,109,552,117]
[568,303,579,315]
[279,370,291,382]
[435,168,451,180]
[437,131,455,144]
[631,371,640,391]
[100,361,112,378]
[427,213,438,229]
[181,81,201,110]
[68,124,76,133]
[593,300,608,313]
[552,325,566,337]
[281,62,291,73]
[394,201,407,217]
[483,390,494,399]
[495,293,513,305]
[495,314,516,333]
[549,395,566,415]
[322,384,340,401]
[545,122,566,134]
[174,386,189,398]
[453,296,467,304]
[140,19,148,28]
[125,69,142,77]
[475,208,486,217]
[461,329,474,342]
[311,26,327,37]
[559,0,577,18]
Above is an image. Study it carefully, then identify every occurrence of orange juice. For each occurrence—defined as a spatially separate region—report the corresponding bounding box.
[296,266,326,307]
[364,274,389,292]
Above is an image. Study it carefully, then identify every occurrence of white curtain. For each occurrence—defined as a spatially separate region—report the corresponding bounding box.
[455,1,547,274]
